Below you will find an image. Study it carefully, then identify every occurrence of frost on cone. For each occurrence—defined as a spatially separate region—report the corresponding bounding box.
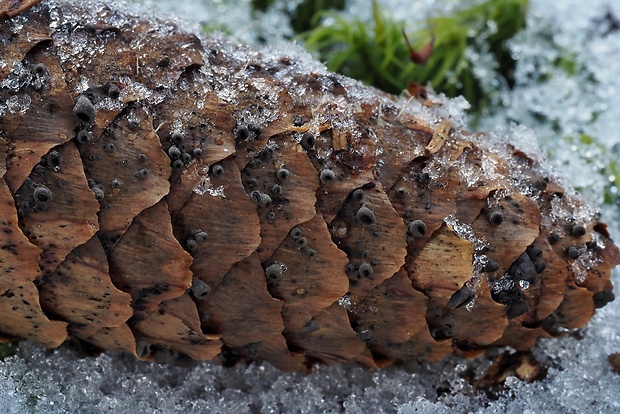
[0,0,617,371]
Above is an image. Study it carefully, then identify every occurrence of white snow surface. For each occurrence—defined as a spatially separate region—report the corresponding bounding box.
[1,0,619,413]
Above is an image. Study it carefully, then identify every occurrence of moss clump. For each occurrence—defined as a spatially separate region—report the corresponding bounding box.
[301,0,528,111]
[0,343,16,360]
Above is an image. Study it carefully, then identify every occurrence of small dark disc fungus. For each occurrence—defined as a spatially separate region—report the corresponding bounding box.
[593,290,615,308]
[484,260,499,273]
[250,191,271,208]
[429,316,455,340]
[534,259,546,274]
[532,179,548,191]
[248,124,261,138]
[567,246,580,260]
[171,132,184,145]
[190,279,211,300]
[265,263,283,282]
[509,253,538,284]
[407,220,427,238]
[107,83,120,99]
[418,172,431,184]
[276,168,290,181]
[186,239,198,253]
[194,231,208,242]
[358,262,374,278]
[76,130,93,144]
[236,127,250,141]
[526,246,543,260]
[260,193,272,207]
[157,56,170,68]
[351,189,364,202]
[168,145,181,160]
[91,185,105,200]
[211,164,224,177]
[356,206,376,224]
[271,184,283,195]
[290,226,303,239]
[33,63,48,76]
[488,210,504,226]
[300,132,315,149]
[33,186,52,203]
[73,95,96,123]
[319,168,336,184]
[447,286,475,309]
[46,150,62,171]
[572,224,586,237]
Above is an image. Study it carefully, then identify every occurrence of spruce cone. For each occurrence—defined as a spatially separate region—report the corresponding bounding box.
[0,0,617,370]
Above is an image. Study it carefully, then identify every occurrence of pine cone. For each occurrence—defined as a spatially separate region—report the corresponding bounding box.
[0,0,617,371]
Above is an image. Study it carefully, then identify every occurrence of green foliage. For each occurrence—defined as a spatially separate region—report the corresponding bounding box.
[200,22,232,35]
[301,0,529,110]
[0,343,16,360]
[579,134,620,206]
[290,0,346,33]
[250,0,345,34]
[251,0,276,13]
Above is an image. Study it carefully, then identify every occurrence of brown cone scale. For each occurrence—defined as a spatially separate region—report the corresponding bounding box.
[0,0,617,371]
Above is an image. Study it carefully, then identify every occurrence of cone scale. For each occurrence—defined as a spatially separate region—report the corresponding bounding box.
[0,0,617,370]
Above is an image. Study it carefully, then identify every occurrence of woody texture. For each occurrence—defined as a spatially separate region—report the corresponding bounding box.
[0,0,617,371]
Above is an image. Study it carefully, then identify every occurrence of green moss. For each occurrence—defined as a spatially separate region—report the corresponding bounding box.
[580,134,620,206]
[0,343,16,360]
[301,0,529,111]
[290,0,346,33]
[200,22,232,35]
[251,0,276,13]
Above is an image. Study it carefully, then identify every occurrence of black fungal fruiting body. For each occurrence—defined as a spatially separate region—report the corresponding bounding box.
[356,206,376,224]
[276,168,289,181]
[358,262,374,278]
[73,95,96,123]
[488,211,503,226]
[319,168,336,184]
[190,279,210,299]
[407,220,427,238]
[33,186,52,203]
[265,264,284,282]
[76,130,93,144]
[447,286,475,309]
[301,132,315,149]
[0,0,617,372]
[211,164,224,177]
[168,146,181,160]
[351,189,364,202]
[290,227,303,239]
[572,224,586,237]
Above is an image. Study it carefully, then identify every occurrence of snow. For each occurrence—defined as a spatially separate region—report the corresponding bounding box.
[1,0,619,413]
